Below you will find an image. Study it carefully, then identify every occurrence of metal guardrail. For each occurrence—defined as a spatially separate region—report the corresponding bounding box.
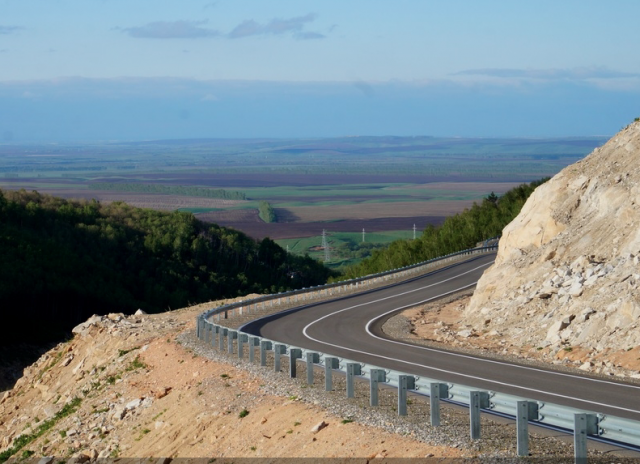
[200,245,498,322]
[196,244,640,461]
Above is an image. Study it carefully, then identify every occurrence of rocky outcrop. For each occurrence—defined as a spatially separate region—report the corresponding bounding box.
[466,121,640,367]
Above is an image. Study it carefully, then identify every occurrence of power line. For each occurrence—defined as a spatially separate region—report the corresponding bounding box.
[322,229,330,263]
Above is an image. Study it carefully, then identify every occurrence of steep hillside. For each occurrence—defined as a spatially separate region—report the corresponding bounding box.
[465,121,640,369]
[0,190,333,346]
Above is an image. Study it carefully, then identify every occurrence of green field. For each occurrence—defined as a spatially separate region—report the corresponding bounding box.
[176,207,224,214]
[276,230,415,269]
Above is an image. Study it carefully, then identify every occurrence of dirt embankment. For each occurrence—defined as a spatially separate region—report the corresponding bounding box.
[0,300,461,461]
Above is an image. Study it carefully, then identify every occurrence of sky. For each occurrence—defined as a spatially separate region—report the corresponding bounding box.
[1,0,640,142]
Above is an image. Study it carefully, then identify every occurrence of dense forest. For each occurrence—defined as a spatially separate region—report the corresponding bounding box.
[0,189,333,346]
[90,183,246,200]
[340,179,548,279]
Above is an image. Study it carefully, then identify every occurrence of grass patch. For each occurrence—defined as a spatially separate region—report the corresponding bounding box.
[125,355,147,372]
[0,397,82,463]
[238,409,249,419]
[135,428,151,441]
[152,409,167,421]
[106,374,121,385]
[341,419,354,424]
[118,346,140,357]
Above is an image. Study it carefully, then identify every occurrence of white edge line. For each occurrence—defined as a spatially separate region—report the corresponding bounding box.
[301,262,640,415]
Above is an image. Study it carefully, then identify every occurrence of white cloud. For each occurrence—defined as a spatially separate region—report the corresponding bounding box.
[119,20,219,39]
[227,13,324,39]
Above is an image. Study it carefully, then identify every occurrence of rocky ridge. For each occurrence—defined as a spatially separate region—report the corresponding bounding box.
[465,121,640,373]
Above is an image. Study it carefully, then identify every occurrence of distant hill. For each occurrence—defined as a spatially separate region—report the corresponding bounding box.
[0,190,334,345]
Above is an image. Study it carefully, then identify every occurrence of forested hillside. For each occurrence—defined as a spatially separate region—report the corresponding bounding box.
[0,190,334,345]
[341,179,548,279]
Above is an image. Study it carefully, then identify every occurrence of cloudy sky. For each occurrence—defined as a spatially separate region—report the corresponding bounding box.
[1,0,640,141]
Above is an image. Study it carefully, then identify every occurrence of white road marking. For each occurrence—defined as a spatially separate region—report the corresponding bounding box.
[301,261,640,415]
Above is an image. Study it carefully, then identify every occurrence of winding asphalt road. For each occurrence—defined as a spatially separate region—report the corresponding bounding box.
[241,253,640,422]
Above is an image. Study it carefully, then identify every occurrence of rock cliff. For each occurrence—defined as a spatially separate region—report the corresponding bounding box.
[465,121,640,370]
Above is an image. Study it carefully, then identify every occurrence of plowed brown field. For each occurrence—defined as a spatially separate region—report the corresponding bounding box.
[282,200,475,222]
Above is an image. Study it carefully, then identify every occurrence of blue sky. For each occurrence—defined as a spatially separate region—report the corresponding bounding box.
[1,0,640,141]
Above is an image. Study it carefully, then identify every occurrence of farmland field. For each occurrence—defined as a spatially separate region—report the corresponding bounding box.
[275,230,416,268]
[0,135,607,249]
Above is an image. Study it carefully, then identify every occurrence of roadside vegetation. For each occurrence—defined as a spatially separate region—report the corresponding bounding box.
[340,179,548,279]
[0,189,334,346]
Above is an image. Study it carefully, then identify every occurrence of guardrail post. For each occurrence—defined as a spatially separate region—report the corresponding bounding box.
[289,349,302,378]
[306,352,320,384]
[324,357,339,391]
[574,413,597,464]
[219,327,227,351]
[238,333,248,359]
[227,330,237,354]
[211,324,219,347]
[429,383,448,426]
[370,369,386,406]
[469,391,489,439]
[516,401,538,456]
[260,340,272,366]
[274,344,286,372]
[346,363,361,398]
[209,322,216,346]
[398,375,415,416]
[196,317,201,339]
[201,321,208,342]
[249,336,260,362]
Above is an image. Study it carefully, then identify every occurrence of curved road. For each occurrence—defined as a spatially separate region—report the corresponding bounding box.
[241,253,640,421]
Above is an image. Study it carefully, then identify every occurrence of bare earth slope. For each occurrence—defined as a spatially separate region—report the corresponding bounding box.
[0,301,462,460]
[465,121,640,373]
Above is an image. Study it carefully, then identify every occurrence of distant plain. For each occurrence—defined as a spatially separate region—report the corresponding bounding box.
[0,135,606,265]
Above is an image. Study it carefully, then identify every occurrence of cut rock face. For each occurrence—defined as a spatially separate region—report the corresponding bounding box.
[465,121,640,361]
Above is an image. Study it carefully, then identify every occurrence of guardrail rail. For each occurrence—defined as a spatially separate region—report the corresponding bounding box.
[196,244,640,462]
